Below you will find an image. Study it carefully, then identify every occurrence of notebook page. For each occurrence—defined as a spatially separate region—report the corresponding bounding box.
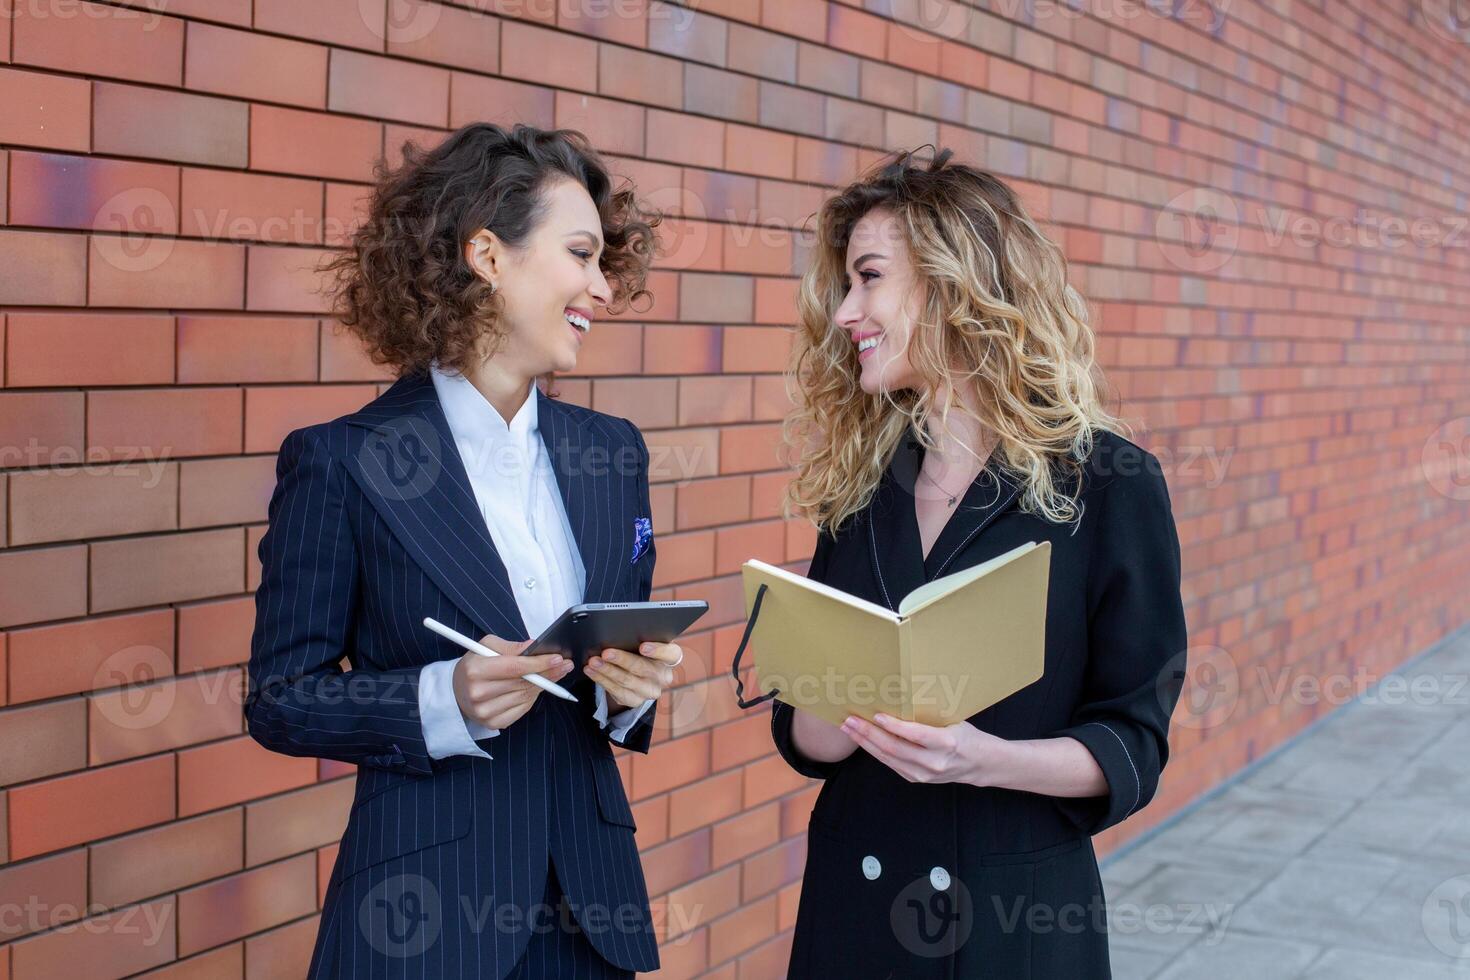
[743,558,900,622]
[897,541,1039,617]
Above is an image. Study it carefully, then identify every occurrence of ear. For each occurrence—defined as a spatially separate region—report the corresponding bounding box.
[464,229,507,288]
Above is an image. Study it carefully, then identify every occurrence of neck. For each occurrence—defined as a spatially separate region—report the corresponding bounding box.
[922,384,993,474]
[462,358,535,426]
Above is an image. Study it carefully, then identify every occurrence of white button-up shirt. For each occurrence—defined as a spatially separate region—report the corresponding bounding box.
[417,362,655,759]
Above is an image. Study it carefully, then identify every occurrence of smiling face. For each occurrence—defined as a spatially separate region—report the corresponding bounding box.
[466,176,613,377]
[833,208,926,396]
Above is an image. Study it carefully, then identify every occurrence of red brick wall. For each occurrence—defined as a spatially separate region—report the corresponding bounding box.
[2,0,1468,976]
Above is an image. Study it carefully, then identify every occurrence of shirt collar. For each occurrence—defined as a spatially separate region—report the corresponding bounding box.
[429,360,539,464]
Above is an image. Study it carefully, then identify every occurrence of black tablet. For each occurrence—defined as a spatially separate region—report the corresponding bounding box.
[525,601,709,670]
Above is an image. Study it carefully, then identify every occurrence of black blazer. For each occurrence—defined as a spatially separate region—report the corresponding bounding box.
[246,372,661,978]
[772,428,1187,979]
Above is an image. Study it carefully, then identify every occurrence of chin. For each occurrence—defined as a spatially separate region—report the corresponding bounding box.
[859,362,897,396]
[863,367,915,397]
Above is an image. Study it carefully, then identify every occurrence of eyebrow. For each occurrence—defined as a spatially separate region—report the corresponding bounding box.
[847,251,885,270]
[567,229,604,249]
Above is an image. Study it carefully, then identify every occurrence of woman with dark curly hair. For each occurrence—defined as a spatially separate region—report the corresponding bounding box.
[765,148,1188,978]
[247,122,678,979]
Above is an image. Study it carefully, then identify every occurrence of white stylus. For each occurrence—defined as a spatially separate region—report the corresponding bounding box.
[422,617,579,702]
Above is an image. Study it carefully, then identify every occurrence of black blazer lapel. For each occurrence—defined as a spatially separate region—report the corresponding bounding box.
[866,445,927,612]
[868,432,1024,608]
[342,372,529,640]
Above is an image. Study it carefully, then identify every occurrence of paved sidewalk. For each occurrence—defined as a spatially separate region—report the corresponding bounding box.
[1099,625,1470,978]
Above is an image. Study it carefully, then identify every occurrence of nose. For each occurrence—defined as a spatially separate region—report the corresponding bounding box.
[834,286,865,333]
[588,264,613,308]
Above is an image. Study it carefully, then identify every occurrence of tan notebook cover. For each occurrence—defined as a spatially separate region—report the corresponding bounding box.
[740,540,1051,727]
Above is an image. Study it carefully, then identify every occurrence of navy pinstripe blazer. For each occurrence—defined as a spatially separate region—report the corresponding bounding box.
[246,370,661,978]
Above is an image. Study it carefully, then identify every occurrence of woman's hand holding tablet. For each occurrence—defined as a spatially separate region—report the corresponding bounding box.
[587,641,684,709]
[529,601,708,709]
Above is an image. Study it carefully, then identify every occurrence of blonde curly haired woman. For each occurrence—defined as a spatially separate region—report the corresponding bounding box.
[768,149,1188,978]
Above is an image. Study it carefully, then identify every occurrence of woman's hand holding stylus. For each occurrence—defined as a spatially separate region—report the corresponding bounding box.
[452,634,575,730]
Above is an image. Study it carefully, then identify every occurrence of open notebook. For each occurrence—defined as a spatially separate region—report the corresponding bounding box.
[738,540,1051,727]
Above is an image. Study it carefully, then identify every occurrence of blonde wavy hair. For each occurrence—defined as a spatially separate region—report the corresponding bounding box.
[782,148,1130,534]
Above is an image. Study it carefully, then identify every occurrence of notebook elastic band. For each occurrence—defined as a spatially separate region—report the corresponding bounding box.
[732,583,778,709]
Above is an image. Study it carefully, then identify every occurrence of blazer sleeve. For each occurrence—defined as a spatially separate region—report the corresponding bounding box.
[246,425,440,776]
[603,420,659,755]
[770,526,848,781]
[1046,457,1188,836]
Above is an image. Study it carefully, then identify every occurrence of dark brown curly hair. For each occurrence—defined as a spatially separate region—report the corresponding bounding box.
[322,122,659,379]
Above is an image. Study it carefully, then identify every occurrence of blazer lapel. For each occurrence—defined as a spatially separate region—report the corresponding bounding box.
[868,432,1024,610]
[342,372,529,640]
[866,438,927,612]
[537,390,630,605]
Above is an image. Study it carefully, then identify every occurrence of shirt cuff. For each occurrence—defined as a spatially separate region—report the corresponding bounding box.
[593,684,656,744]
[418,659,499,760]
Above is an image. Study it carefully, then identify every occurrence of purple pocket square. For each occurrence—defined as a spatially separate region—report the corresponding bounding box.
[630,516,653,563]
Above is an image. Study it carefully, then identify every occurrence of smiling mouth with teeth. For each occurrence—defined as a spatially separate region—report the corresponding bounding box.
[565,310,591,334]
[856,334,881,357]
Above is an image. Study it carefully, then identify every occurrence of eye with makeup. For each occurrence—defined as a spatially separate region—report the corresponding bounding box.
[566,227,603,264]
